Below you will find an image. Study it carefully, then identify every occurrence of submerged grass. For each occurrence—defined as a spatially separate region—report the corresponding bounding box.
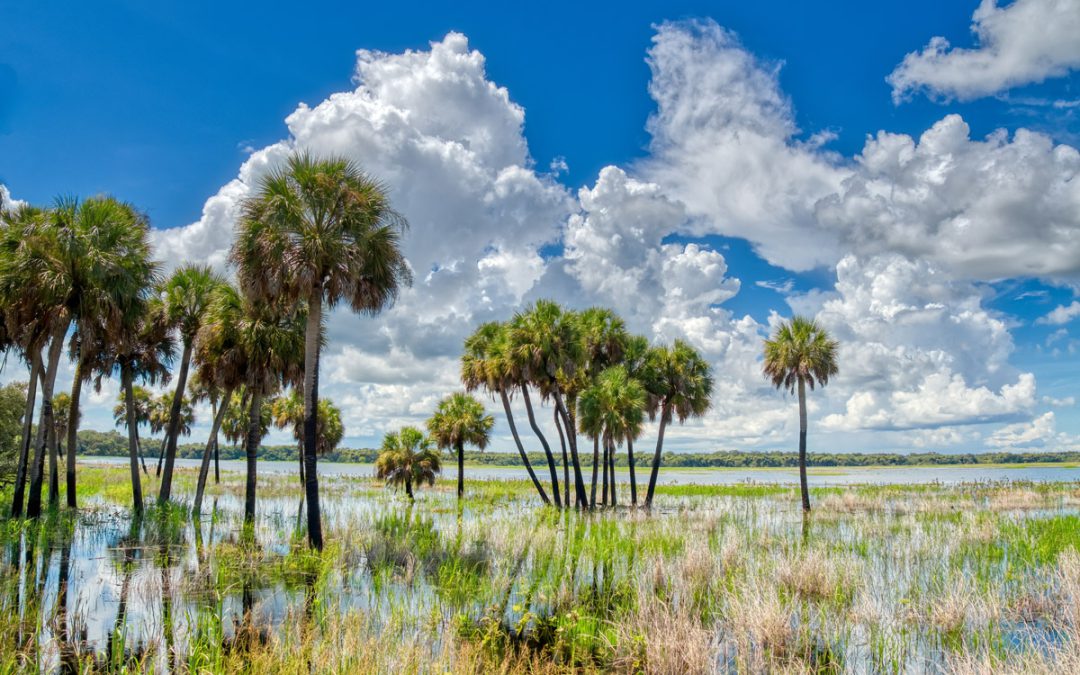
[0,466,1078,673]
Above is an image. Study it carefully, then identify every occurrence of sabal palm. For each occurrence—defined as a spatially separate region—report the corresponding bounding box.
[191,283,305,521]
[375,426,441,500]
[578,365,646,506]
[270,390,345,483]
[574,307,628,505]
[157,264,225,502]
[461,322,551,505]
[763,316,839,513]
[509,300,589,508]
[232,152,411,550]
[642,340,714,508]
[426,392,493,500]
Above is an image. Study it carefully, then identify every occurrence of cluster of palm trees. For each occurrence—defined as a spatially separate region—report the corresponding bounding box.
[0,152,410,548]
[461,301,715,509]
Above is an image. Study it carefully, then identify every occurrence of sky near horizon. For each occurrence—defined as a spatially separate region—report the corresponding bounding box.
[1,0,1079,454]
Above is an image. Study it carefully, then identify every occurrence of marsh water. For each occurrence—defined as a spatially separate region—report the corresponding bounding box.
[82,455,1080,486]
[5,462,1080,672]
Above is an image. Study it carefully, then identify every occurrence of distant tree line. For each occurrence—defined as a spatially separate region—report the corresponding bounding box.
[66,429,1080,469]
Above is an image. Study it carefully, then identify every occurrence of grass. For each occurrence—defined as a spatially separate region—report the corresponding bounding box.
[0,463,1079,672]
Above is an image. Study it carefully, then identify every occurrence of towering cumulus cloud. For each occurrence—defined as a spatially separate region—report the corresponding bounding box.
[148,21,1077,452]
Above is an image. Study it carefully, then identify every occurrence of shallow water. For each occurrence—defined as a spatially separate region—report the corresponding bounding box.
[81,455,1080,485]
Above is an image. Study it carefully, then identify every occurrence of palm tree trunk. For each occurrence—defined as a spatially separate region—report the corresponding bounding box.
[302,290,324,550]
[608,437,617,507]
[798,377,811,512]
[600,436,608,506]
[456,441,465,499]
[554,391,589,509]
[213,435,220,484]
[500,389,550,504]
[158,339,192,504]
[65,352,83,509]
[591,435,600,508]
[11,351,41,517]
[27,323,67,519]
[193,386,233,515]
[210,393,221,485]
[47,408,59,508]
[244,389,262,524]
[554,406,570,508]
[405,477,413,501]
[627,437,638,506]
[123,364,144,515]
[137,429,149,475]
[521,386,560,508]
[643,400,671,509]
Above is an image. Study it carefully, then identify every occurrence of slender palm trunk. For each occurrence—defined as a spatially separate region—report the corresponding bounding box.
[600,436,608,506]
[11,352,41,517]
[27,323,66,519]
[500,389,549,504]
[643,400,672,509]
[158,340,192,503]
[405,476,413,501]
[798,377,811,513]
[554,391,589,509]
[608,437,617,507]
[521,386,560,508]
[47,409,59,508]
[65,353,83,509]
[591,435,600,508]
[302,291,324,550]
[212,395,221,485]
[244,389,262,524]
[456,441,465,499]
[627,437,638,506]
[137,428,149,475]
[193,386,233,515]
[554,407,570,507]
[123,364,144,515]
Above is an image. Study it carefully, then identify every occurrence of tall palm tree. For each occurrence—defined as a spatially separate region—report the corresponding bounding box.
[232,152,411,550]
[189,283,304,522]
[642,340,714,509]
[763,316,839,513]
[574,308,628,506]
[510,300,590,508]
[375,426,441,500]
[157,264,225,503]
[620,335,652,504]
[461,322,551,505]
[426,392,493,500]
[578,366,646,507]
[0,203,71,517]
[103,298,174,515]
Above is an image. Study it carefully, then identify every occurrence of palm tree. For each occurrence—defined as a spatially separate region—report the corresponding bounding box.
[232,152,411,550]
[461,322,551,505]
[189,283,305,522]
[104,298,174,515]
[188,374,224,485]
[642,340,714,509]
[574,308,628,506]
[619,335,651,504]
[53,197,156,510]
[375,426,441,500]
[426,392,493,500]
[578,365,646,508]
[270,390,345,486]
[157,264,225,503]
[763,316,839,513]
[509,300,590,508]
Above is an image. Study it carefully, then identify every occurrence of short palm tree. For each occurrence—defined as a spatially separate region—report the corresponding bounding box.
[270,390,345,486]
[763,316,839,513]
[232,152,411,550]
[642,340,714,508]
[375,426,441,500]
[157,264,225,503]
[426,392,493,500]
[578,365,646,507]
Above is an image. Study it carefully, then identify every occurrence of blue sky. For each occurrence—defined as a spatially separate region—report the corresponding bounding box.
[1,0,1078,452]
